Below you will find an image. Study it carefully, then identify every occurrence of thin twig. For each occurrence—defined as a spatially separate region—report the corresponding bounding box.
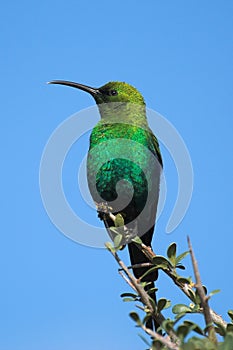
[122,262,153,271]
[187,236,217,344]
[141,323,179,350]
[118,270,137,292]
[106,244,154,313]
[105,243,180,344]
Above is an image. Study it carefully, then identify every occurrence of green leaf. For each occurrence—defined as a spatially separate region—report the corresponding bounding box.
[131,236,143,245]
[114,213,124,227]
[148,296,156,310]
[129,312,142,326]
[209,289,220,297]
[152,256,172,270]
[105,242,113,251]
[161,319,174,333]
[194,293,201,305]
[174,312,187,322]
[156,325,163,334]
[188,288,197,303]
[175,250,189,264]
[176,276,191,284]
[157,298,167,313]
[215,326,226,336]
[172,304,192,314]
[113,233,123,248]
[163,299,171,310]
[143,314,153,326]
[228,310,233,322]
[120,292,138,298]
[221,333,233,349]
[147,287,158,294]
[183,321,204,335]
[190,304,200,312]
[139,267,158,281]
[193,285,208,305]
[109,226,119,234]
[213,321,226,336]
[202,285,208,295]
[167,242,177,266]
[227,323,233,333]
[184,337,218,350]
[177,324,191,339]
[157,298,171,312]
[176,264,186,270]
[122,297,135,302]
[140,281,148,289]
[152,340,163,350]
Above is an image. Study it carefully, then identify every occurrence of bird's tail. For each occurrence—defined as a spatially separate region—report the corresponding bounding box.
[144,281,160,331]
[128,242,159,331]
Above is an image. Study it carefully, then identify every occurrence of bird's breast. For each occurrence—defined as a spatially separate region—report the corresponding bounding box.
[86,123,161,215]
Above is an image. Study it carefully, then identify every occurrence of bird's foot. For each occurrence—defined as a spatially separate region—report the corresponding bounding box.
[123,228,138,244]
[96,202,113,221]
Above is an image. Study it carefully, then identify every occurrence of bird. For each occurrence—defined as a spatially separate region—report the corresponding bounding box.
[48,80,163,329]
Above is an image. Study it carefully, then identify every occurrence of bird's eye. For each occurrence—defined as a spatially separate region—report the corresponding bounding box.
[109,89,118,96]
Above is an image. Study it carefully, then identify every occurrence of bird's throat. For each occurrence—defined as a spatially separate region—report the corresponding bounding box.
[97,101,148,128]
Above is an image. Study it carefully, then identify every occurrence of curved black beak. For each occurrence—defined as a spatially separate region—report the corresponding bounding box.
[47,80,99,96]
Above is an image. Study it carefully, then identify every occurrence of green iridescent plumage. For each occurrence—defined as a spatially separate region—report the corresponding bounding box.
[87,121,161,220]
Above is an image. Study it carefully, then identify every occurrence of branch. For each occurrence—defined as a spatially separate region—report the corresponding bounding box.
[105,243,180,345]
[187,236,217,344]
[105,243,154,312]
[118,270,137,291]
[102,211,227,343]
[140,323,179,350]
[134,241,227,329]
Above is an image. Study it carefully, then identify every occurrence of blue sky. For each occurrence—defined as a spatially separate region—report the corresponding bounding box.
[1,1,233,349]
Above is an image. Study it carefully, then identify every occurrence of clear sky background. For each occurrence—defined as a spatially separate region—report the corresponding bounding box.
[1,1,233,349]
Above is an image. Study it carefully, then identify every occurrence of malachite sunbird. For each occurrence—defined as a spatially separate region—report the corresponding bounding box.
[49,80,163,330]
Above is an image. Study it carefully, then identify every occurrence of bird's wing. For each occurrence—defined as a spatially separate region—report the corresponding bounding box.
[148,129,163,168]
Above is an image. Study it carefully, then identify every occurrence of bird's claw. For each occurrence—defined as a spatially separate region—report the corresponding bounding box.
[96,202,113,221]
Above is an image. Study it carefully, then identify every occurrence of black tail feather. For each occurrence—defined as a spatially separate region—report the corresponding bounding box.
[128,242,159,331]
[145,282,160,331]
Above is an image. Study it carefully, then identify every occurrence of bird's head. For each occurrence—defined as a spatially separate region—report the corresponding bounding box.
[48,80,147,124]
[96,81,145,105]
